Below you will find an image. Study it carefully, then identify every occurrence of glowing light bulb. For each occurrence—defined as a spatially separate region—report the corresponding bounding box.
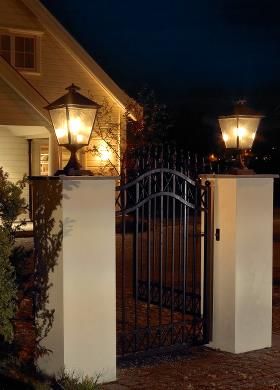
[56,128,67,138]
[235,127,246,138]
[77,134,84,143]
[69,118,81,134]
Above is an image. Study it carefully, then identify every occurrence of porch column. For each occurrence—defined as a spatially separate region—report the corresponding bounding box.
[32,176,117,383]
[48,132,59,175]
[203,175,276,353]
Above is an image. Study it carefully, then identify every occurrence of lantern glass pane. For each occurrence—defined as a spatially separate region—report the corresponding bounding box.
[219,117,261,149]
[49,108,68,145]
[68,107,97,145]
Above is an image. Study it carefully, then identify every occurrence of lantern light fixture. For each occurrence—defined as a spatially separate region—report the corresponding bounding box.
[218,100,263,173]
[46,84,101,175]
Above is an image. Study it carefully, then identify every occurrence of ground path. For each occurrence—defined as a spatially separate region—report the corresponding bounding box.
[103,286,280,390]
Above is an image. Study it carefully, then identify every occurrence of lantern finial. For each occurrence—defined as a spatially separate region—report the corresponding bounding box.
[65,83,80,93]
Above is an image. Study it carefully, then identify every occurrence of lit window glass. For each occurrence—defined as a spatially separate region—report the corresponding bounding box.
[40,145,49,176]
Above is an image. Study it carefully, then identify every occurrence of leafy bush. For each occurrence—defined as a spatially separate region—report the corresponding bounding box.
[0,228,17,342]
[0,168,26,342]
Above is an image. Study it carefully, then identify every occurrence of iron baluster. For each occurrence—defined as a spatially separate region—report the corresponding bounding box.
[171,174,176,343]
[182,178,187,341]
[165,192,169,297]
[185,180,190,339]
[140,202,144,284]
[178,181,183,294]
[147,174,152,348]
[192,181,198,341]
[159,169,164,344]
[134,181,139,352]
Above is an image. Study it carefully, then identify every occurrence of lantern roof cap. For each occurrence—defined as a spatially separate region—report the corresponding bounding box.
[219,100,264,119]
[45,84,101,110]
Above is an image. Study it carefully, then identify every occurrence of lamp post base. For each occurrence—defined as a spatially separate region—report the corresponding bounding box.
[55,145,93,176]
[226,148,255,175]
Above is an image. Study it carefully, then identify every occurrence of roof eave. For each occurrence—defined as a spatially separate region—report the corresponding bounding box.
[0,56,51,126]
[21,0,134,112]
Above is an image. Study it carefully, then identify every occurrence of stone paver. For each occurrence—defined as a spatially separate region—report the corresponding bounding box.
[103,286,280,390]
[103,346,280,390]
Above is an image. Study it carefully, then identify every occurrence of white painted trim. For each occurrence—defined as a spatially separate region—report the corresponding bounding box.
[0,26,44,36]
[30,175,120,181]
[0,125,49,138]
[200,174,279,179]
[0,29,42,73]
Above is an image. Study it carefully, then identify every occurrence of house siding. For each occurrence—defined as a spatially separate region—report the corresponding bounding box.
[0,126,29,201]
[0,77,46,126]
[0,0,41,30]
[0,0,127,175]
[27,29,124,173]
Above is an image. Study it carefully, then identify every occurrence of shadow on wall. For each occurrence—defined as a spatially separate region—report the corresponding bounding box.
[31,177,78,359]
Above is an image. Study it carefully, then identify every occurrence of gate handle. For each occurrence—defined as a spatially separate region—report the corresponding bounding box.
[215,228,220,241]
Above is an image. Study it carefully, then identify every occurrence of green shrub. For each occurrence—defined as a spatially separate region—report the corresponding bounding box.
[0,168,26,342]
[0,228,17,342]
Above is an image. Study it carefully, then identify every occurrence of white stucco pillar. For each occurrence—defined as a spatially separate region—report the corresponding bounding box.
[48,132,60,175]
[33,176,117,383]
[202,174,277,354]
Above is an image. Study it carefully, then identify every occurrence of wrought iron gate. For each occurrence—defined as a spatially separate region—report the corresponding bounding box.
[116,149,212,358]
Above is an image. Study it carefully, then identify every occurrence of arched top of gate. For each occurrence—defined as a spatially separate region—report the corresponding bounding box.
[117,167,196,192]
[116,166,211,215]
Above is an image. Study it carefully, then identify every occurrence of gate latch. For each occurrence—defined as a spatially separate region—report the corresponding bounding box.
[215,228,220,241]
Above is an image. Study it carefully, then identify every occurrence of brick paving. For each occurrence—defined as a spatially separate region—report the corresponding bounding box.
[104,346,280,390]
[103,286,280,390]
[108,209,280,389]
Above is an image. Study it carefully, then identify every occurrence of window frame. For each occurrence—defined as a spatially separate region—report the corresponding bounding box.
[0,28,42,74]
[39,144,49,176]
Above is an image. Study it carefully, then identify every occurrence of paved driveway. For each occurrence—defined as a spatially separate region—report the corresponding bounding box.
[103,286,280,390]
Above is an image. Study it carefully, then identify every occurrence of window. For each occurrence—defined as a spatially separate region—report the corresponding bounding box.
[0,34,11,63]
[0,32,38,72]
[40,145,49,176]
[15,36,36,70]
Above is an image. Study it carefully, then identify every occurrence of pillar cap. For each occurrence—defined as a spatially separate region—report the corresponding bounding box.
[29,175,120,181]
[200,174,279,179]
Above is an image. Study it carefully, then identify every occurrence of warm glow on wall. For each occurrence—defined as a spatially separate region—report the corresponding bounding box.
[98,142,112,161]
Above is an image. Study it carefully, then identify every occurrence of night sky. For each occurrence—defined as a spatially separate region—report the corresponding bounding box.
[41,0,280,152]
